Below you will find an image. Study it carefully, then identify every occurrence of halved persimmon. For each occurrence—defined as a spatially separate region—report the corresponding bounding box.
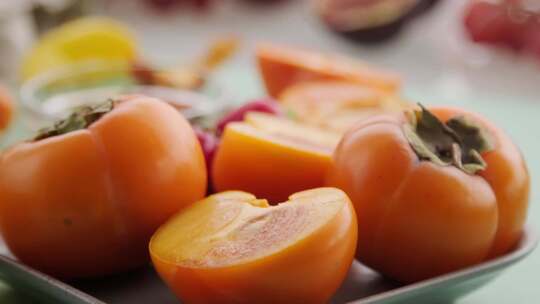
[279,80,409,133]
[212,112,341,203]
[256,43,400,97]
[150,187,357,304]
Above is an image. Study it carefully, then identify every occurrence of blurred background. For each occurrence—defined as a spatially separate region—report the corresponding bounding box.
[0,0,539,303]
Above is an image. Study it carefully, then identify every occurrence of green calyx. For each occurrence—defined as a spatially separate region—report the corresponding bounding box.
[403,104,494,175]
[35,100,115,140]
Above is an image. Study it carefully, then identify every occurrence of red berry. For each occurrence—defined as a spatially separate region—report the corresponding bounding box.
[464,2,512,45]
[464,0,540,53]
[523,23,540,58]
[194,127,219,192]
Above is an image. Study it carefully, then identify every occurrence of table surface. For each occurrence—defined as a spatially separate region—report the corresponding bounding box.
[1,0,540,303]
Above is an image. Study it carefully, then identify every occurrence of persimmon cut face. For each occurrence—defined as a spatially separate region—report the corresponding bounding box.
[211,112,342,203]
[279,81,410,133]
[239,112,341,153]
[281,81,384,109]
[151,189,347,267]
[256,43,401,97]
[150,188,357,304]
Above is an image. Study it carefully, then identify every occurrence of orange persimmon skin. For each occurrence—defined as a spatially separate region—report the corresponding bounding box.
[211,125,335,204]
[0,96,207,278]
[327,107,529,283]
[431,107,530,257]
[0,85,14,131]
[150,191,357,304]
[256,43,400,97]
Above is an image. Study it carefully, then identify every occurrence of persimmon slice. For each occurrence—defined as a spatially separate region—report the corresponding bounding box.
[212,112,341,203]
[257,43,401,97]
[149,188,357,304]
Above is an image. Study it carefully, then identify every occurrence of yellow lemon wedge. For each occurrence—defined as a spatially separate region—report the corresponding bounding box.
[21,16,138,81]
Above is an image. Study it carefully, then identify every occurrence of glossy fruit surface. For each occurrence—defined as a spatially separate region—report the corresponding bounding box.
[212,112,341,203]
[328,106,529,282]
[0,95,206,278]
[256,43,400,97]
[279,80,408,132]
[150,187,357,304]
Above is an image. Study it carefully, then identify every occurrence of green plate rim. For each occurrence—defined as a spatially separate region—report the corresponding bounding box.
[0,227,537,304]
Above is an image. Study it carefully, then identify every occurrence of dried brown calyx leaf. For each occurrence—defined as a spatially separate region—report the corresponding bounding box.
[403,104,494,175]
[35,100,114,141]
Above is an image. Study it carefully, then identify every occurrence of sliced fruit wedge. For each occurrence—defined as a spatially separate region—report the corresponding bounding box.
[256,43,401,97]
[212,112,341,203]
[279,80,410,133]
[150,188,357,304]
[243,111,341,151]
[21,17,137,80]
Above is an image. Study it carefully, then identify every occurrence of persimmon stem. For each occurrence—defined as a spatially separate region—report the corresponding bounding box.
[403,104,493,175]
[35,100,114,140]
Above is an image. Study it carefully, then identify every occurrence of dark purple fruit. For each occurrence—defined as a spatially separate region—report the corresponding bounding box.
[318,0,441,44]
[144,0,213,11]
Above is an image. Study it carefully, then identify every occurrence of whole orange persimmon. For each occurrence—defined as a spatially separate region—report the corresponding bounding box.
[327,105,529,283]
[0,95,207,278]
[150,188,357,304]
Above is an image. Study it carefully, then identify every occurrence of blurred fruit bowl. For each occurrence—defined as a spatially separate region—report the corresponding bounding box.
[19,60,230,130]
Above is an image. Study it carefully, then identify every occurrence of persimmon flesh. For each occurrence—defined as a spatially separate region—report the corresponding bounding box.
[212,112,341,203]
[279,80,409,133]
[256,43,400,97]
[150,188,357,304]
